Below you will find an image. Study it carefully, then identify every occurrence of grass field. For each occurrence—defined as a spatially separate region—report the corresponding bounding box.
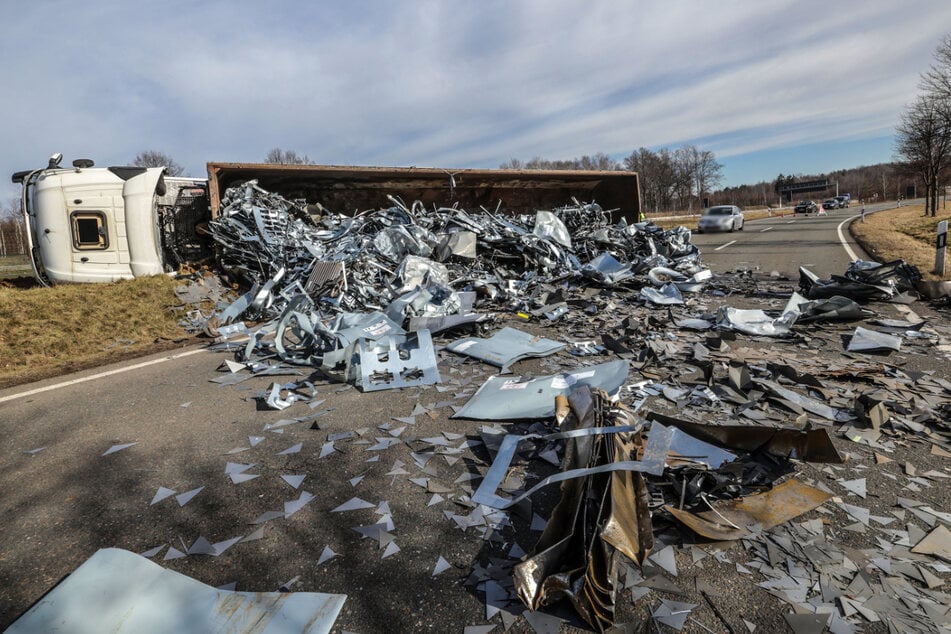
[0,275,196,388]
[0,254,31,280]
[851,203,951,280]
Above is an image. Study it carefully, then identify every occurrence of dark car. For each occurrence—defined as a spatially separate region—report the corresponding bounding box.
[822,198,840,210]
[835,195,850,208]
[795,200,818,214]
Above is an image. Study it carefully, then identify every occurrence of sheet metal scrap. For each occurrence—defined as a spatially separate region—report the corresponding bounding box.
[846,258,922,292]
[786,293,875,323]
[715,306,797,336]
[846,326,902,353]
[513,387,653,632]
[663,479,833,541]
[205,182,710,386]
[446,326,565,369]
[358,330,441,392]
[645,412,843,463]
[209,182,707,326]
[452,360,630,420]
[7,548,346,634]
[797,260,923,302]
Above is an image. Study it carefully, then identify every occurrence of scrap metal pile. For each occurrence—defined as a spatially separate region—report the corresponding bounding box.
[204,181,705,391]
[179,182,951,632]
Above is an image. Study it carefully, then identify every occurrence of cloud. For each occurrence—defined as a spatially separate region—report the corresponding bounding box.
[2,0,950,202]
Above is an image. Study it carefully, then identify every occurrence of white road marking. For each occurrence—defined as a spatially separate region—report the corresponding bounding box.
[760,227,773,233]
[0,347,208,405]
[714,240,737,251]
[836,214,862,261]
[786,220,796,224]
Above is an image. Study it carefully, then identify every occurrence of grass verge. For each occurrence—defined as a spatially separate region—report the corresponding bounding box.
[0,275,198,389]
[0,254,32,280]
[850,203,951,280]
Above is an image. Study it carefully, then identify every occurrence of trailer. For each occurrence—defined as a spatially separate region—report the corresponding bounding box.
[206,163,641,221]
[13,154,641,285]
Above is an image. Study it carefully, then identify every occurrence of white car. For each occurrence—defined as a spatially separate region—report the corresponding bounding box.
[697,205,744,233]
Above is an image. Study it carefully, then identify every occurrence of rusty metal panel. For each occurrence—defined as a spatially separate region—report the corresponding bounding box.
[664,479,833,541]
[206,163,641,222]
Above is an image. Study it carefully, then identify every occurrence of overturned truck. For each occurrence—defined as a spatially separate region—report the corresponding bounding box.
[12,153,642,286]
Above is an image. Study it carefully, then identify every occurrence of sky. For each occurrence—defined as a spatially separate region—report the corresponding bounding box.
[2,0,950,205]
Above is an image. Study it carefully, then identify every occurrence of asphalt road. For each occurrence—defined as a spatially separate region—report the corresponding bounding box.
[1,206,948,633]
[690,204,896,278]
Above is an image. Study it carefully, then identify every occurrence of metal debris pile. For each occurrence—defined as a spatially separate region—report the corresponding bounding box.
[202,181,707,390]
[800,259,923,302]
[145,182,951,632]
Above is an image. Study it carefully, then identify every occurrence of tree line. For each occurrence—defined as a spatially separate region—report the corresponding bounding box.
[895,35,951,217]
[501,146,723,214]
[0,197,26,257]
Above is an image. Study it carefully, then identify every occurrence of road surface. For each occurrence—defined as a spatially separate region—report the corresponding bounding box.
[690,204,897,277]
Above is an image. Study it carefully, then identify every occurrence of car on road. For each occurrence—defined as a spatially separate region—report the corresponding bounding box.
[795,200,819,214]
[835,195,850,208]
[822,198,840,210]
[696,205,744,233]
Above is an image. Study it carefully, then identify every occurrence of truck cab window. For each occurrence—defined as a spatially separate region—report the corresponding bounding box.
[70,211,109,249]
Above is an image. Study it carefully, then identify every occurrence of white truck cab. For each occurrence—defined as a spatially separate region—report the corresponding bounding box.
[13,153,208,285]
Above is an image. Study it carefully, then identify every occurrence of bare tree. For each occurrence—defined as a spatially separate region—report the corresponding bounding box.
[1,196,27,256]
[264,148,315,165]
[912,34,951,216]
[895,94,951,216]
[689,146,724,204]
[921,34,951,102]
[624,147,680,213]
[576,153,620,171]
[499,153,619,171]
[132,150,184,176]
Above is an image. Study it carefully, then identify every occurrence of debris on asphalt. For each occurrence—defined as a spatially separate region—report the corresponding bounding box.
[799,259,923,302]
[101,442,137,456]
[61,183,950,631]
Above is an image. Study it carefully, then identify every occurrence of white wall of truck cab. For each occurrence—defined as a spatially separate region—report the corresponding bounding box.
[29,166,166,284]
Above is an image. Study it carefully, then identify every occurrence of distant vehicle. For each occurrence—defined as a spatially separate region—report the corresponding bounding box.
[822,198,840,210]
[795,200,819,214]
[834,195,849,208]
[697,205,744,233]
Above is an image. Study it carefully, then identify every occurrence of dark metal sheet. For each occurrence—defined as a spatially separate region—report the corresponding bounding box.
[645,411,843,463]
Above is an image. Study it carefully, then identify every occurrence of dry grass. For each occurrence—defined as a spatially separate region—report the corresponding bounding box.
[0,254,31,280]
[850,203,951,280]
[0,275,197,388]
